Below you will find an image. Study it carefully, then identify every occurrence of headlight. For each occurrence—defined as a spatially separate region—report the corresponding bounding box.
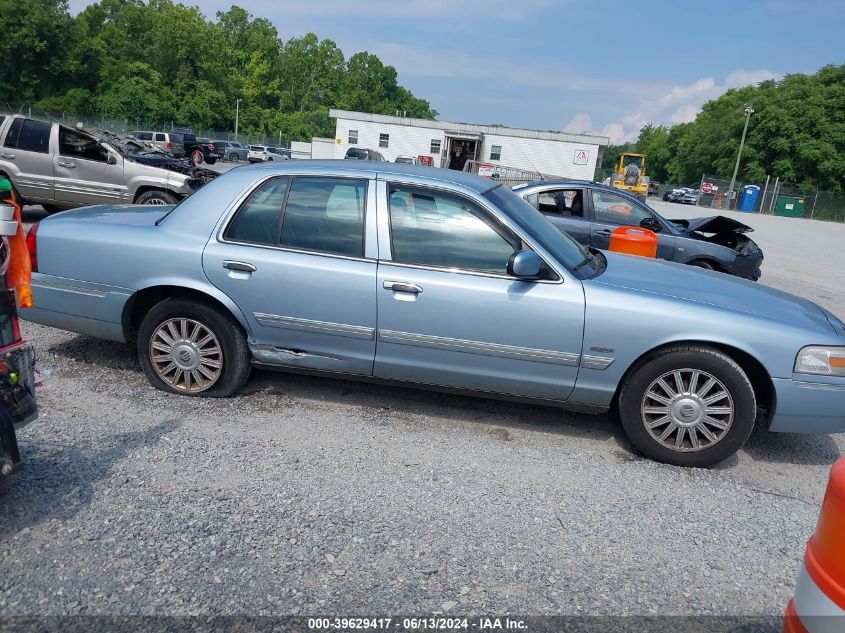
[795,346,845,376]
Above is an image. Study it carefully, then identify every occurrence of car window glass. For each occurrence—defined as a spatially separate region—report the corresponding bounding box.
[15,120,51,153]
[3,118,23,148]
[155,133,165,141]
[389,185,518,274]
[59,127,108,162]
[280,178,366,257]
[591,190,652,226]
[136,132,152,140]
[537,192,558,213]
[225,178,289,245]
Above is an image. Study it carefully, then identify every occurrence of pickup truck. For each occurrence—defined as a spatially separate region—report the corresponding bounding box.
[180,133,219,165]
[0,115,212,211]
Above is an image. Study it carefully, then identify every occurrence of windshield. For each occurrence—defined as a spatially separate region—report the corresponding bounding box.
[483,185,592,271]
[623,155,644,170]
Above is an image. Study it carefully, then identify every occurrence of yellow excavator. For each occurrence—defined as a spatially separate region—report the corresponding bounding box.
[610,152,649,200]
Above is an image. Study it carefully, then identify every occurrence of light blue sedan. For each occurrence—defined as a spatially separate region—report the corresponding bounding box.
[21,162,845,467]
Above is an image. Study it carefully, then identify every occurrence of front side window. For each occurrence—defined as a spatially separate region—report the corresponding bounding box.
[388,185,518,274]
[6,119,51,153]
[225,177,289,245]
[490,145,502,161]
[280,178,366,257]
[59,127,109,162]
[348,129,358,144]
[134,132,152,141]
[379,133,389,148]
[591,190,653,226]
[430,139,441,154]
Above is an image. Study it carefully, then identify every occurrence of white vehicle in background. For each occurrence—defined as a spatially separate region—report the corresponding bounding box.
[395,155,418,165]
[248,145,288,163]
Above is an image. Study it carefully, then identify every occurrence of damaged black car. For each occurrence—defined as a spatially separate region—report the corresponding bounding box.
[514,180,764,280]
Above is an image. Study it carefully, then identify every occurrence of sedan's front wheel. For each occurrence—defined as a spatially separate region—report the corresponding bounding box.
[137,299,251,397]
[618,346,756,467]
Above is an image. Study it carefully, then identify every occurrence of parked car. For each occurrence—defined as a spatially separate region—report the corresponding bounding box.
[663,187,690,202]
[680,189,701,205]
[344,147,386,162]
[395,156,418,165]
[180,133,219,165]
[212,141,248,162]
[248,145,288,163]
[130,130,185,157]
[0,116,212,211]
[268,147,290,160]
[20,162,845,467]
[515,180,763,280]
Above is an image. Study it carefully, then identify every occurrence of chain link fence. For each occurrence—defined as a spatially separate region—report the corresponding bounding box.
[3,104,292,149]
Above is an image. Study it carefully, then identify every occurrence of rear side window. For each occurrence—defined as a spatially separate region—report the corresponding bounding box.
[225,178,289,245]
[155,133,165,141]
[5,119,51,153]
[280,178,366,257]
[133,131,153,140]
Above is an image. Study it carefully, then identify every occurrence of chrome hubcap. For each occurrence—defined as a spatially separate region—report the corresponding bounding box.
[150,318,223,393]
[641,369,733,452]
[144,197,167,205]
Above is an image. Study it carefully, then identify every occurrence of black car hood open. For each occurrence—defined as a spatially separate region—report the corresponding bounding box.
[671,215,754,234]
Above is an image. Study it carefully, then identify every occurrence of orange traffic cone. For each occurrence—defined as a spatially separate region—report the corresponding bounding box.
[783,457,845,632]
[0,178,33,308]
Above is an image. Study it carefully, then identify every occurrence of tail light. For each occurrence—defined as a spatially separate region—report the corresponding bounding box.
[166,142,173,150]
[26,222,38,273]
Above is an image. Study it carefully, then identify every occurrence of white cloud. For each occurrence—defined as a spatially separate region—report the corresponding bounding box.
[564,113,594,133]
[670,105,698,124]
[600,123,627,145]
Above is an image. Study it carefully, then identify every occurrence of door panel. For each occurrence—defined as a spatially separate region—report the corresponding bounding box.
[53,126,126,204]
[203,176,377,376]
[374,183,585,401]
[1,118,54,202]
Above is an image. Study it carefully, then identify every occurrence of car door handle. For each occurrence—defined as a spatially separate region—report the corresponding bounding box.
[383,280,423,294]
[0,153,14,159]
[223,260,257,272]
[595,229,612,237]
[57,160,76,168]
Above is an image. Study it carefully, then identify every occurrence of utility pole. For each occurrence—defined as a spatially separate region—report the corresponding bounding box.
[728,105,754,203]
[235,98,241,141]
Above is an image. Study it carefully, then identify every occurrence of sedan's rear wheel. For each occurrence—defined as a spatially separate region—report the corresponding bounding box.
[137,299,251,397]
[618,346,756,467]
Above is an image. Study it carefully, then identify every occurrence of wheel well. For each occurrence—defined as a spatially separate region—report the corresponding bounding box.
[133,186,181,203]
[687,257,723,271]
[612,340,775,418]
[122,286,241,341]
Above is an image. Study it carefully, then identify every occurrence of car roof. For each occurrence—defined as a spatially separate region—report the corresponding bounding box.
[247,160,498,193]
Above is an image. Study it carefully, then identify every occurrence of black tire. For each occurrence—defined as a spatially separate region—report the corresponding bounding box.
[135,190,178,205]
[688,259,715,271]
[137,299,251,398]
[191,149,204,165]
[41,204,65,214]
[618,346,756,467]
[228,153,239,162]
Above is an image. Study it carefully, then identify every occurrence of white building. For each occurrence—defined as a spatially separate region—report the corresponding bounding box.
[328,109,609,180]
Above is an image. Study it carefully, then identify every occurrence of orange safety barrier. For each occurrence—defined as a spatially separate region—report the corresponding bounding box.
[608,226,658,258]
[783,456,845,632]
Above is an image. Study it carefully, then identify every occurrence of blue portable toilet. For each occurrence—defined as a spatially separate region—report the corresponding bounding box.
[738,185,760,212]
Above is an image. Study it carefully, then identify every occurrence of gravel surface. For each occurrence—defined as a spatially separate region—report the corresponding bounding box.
[2,200,844,620]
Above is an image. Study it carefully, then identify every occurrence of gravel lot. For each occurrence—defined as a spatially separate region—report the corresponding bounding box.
[2,198,844,622]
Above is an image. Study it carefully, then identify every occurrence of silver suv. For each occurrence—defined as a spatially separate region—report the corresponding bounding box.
[130,131,185,157]
[0,115,205,211]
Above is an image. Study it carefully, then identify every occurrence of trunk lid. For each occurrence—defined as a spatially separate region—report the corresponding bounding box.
[49,204,173,226]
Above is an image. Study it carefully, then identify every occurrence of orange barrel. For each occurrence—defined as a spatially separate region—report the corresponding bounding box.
[783,456,845,633]
[608,226,658,258]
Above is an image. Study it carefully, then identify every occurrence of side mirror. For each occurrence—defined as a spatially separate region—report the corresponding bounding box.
[640,216,661,232]
[507,250,542,279]
[107,154,117,165]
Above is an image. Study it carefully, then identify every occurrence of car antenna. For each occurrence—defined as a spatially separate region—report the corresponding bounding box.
[522,152,544,181]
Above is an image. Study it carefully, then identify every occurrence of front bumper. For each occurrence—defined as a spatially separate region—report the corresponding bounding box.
[769,377,845,434]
